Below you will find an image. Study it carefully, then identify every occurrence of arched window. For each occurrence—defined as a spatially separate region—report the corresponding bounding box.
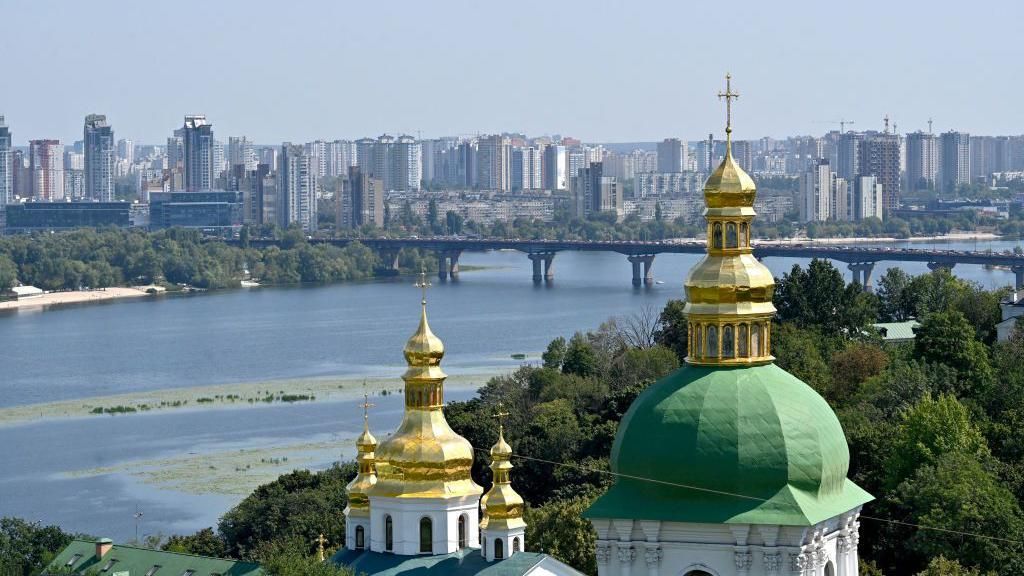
[752,323,761,356]
[825,561,836,576]
[712,223,723,249]
[726,222,738,248]
[385,515,393,552]
[738,324,749,357]
[683,571,713,576]
[694,324,702,357]
[707,325,718,358]
[355,526,365,550]
[740,222,749,247]
[419,517,433,554]
[494,538,504,560]
[722,325,734,358]
[458,515,467,549]
[513,537,521,553]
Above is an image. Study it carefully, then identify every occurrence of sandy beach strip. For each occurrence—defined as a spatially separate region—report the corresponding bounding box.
[755,231,1003,246]
[0,372,498,429]
[0,286,156,310]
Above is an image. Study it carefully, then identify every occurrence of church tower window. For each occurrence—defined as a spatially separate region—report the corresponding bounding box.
[458,515,467,549]
[738,324,749,357]
[712,223,723,249]
[494,538,504,559]
[513,537,521,553]
[419,517,433,554]
[706,325,719,358]
[722,325,735,358]
[726,222,738,248]
[355,526,364,550]
[384,515,393,552]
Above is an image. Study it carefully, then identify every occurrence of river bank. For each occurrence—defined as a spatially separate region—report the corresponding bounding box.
[0,286,161,311]
[755,231,1003,245]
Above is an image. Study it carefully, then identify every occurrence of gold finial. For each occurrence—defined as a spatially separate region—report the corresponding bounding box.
[360,384,375,426]
[414,268,431,306]
[718,73,740,150]
[316,533,327,561]
[492,402,510,438]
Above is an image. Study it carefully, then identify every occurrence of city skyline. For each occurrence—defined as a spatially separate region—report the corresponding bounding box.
[2,0,1022,143]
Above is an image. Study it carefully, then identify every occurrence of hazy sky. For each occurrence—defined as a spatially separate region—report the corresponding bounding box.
[2,0,1021,144]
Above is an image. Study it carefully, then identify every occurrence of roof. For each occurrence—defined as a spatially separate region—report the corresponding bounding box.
[12,285,43,296]
[331,547,583,576]
[872,320,921,342]
[45,539,263,576]
[585,363,872,526]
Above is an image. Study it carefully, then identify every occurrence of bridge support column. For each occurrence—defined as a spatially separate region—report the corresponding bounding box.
[1014,265,1024,291]
[437,250,462,282]
[927,262,956,273]
[379,249,400,272]
[847,262,876,292]
[628,255,656,287]
[528,253,555,283]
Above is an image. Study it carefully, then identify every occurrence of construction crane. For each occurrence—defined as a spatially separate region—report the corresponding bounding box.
[813,119,856,133]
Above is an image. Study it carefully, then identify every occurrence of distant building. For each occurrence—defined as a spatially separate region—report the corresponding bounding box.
[29,139,63,200]
[799,159,832,222]
[940,131,971,193]
[346,166,385,228]
[84,114,115,201]
[858,132,900,213]
[3,201,131,234]
[149,190,243,231]
[117,137,134,165]
[182,115,214,191]
[634,172,700,198]
[477,135,511,191]
[0,116,11,205]
[657,138,684,173]
[854,175,884,220]
[905,131,938,191]
[836,132,863,180]
[571,162,622,220]
[542,144,567,190]
[278,143,317,231]
[511,146,542,191]
[227,136,257,171]
[46,538,262,576]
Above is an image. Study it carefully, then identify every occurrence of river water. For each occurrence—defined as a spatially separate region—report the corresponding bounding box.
[0,240,1020,541]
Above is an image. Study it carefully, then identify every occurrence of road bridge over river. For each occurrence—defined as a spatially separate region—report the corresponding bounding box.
[239,237,1024,289]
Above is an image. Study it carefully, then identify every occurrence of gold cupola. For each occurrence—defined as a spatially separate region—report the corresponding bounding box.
[368,273,483,500]
[684,74,776,366]
[344,393,378,517]
[481,412,525,532]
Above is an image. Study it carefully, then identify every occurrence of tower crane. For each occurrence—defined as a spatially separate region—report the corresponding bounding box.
[813,119,856,133]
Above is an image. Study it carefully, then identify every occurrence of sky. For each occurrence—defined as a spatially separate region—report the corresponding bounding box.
[2,0,1022,145]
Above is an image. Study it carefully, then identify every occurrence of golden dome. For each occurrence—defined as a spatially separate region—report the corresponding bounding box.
[704,151,757,208]
[345,405,379,517]
[369,294,483,500]
[482,423,525,530]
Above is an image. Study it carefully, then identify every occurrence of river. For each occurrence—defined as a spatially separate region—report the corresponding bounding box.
[0,240,1021,541]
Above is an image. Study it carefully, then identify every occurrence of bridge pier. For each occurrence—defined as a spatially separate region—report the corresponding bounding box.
[927,262,956,272]
[1014,265,1024,291]
[847,262,876,292]
[437,250,462,282]
[528,253,555,283]
[628,255,656,287]
[379,249,400,272]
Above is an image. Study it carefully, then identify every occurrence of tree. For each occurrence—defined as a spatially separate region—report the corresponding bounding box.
[774,259,877,334]
[524,495,598,575]
[445,210,464,235]
[542,337,567,370]
[427,199,439,233]
[162,528,227,558]
[914,556,994,576]
[0,254,17,292]
[562,333,598,378]
[877,267,914,321]
[913,311,993,391]
[256,537,353,576]
[771,324,832,394]
[0,517,77,576]
[827,341,888,406]
[654,299,688,361]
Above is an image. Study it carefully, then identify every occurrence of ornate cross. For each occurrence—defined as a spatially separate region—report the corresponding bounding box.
[718,73,740,135]
[360,385,375,425]
[415,268,431,305]
[493,402,510,435]
[316,533,327,561]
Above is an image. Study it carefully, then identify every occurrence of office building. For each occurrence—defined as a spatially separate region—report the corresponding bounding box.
[83,114,115,202]
[0,117,11,205]
[117,138,134,165]
[858,133,900,212]
[543,144,567,190]
[182,115,215,191]
[657,138,685,173]
[149,191,243,231]
[3,202,130,233]
[571,162,622,220]
[477,135,511,191]
[905,131,938,191]
[347,166,385,228]
[940,131,970,193]
[278,143,317,232]
[29,139,64,200]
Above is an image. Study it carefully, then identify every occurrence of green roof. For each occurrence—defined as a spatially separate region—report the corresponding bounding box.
[585,363,872,526]
[331,548,580,575]
[45,539,263,576]
[872,320,921,342]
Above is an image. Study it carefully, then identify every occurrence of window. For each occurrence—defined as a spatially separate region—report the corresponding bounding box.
[738,325,749,357]
[722,325,734,358]
[101,559,119,572]
[145,566,161,576]
[752,324,761,356]
[694,325,702,357]
[726,222,738,248]
[740,222,749,247]
[419,517,433,554]
[825,562,836,576]
[66,554,83,567]
[494,538,504,559]
[458,515,467,549]
[385,515,393,552]
[513,537,521,553]
[355,525,365,550]
[182,571,195,576]
[706,325,719,358]
[712,223,723,249]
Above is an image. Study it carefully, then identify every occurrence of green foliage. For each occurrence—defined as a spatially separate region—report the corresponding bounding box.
[914,556,995,576]
[0,253,17,292]
[653,299,688,361]
[562,333,598,378]
[0,517,79,576]
[524,494,599,576]
[162,527,227,557]
[774,259,878,334]
[877,267,915,321]
[218,463,357,560]
[913,311,993,391]
[542,336,567,370]
[255,537,353,576]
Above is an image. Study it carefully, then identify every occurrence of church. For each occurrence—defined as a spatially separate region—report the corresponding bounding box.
[333,77,872,576]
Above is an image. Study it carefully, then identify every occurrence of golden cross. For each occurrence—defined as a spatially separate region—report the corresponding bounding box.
[718,73,740,136]
[492,402,510,435]
[316,533,327,561]
[414,268,431,305]
[360,385,375,424]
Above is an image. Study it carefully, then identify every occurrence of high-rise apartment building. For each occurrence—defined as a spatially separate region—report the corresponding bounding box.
[939,131,970,193]
[853,176,884,220]
[84,114,115,201]
[477,135,511,191]
[29,140,64,201]
[117,138,134,166]
[346,166,385,229]
[278,144,317,232]
[543,145,567,190]
[905,131,938,191]
[657,138,684,173]
[799,159,833,222]
[836,132,863,181]
[228,137,257,171]
[394,135,422,192]
[858,133,900,212]
[511,146,542,191]
[0,117,12,205]
[970,135,1010,180]
[571,162,622,220]
[182,115,214,191]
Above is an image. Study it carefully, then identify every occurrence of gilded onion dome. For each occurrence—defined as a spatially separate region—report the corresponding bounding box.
[344,398,378,517]
[481,417,525,531]
[368,275,483,500]
[684,74,776,366]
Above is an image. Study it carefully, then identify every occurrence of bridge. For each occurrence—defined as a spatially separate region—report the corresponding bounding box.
[239,237,1024,290]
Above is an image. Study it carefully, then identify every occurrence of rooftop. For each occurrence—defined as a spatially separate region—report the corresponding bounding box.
[331,547,581,576]
[45,539,263,576]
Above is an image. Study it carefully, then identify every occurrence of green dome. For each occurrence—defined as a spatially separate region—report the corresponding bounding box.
[585,363,872,526]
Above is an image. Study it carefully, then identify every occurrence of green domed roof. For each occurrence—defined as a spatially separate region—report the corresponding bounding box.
[585,363,872,526]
